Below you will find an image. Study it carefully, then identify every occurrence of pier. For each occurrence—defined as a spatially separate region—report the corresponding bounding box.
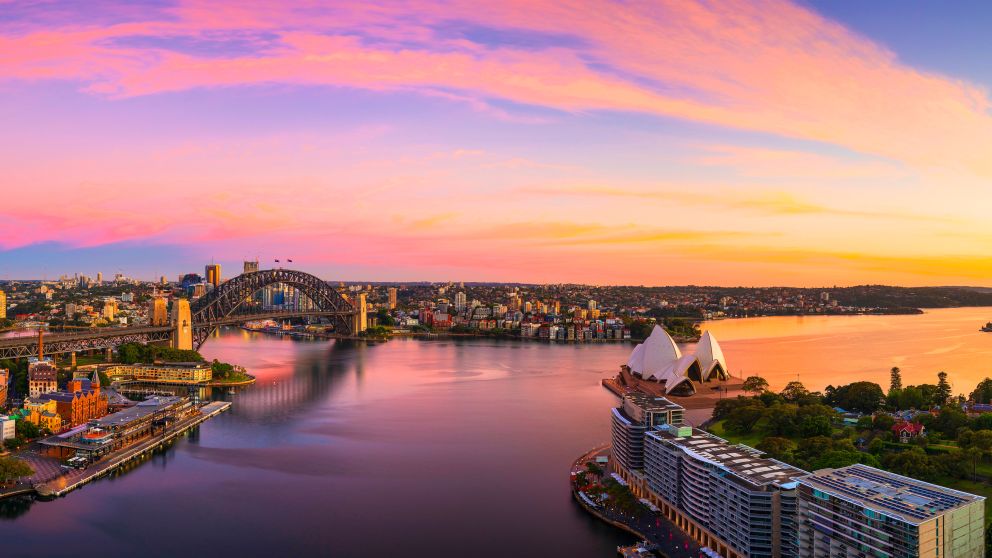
[5,401,231,501]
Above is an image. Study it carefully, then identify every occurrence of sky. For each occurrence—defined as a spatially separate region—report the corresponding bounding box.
[1,0,991,286]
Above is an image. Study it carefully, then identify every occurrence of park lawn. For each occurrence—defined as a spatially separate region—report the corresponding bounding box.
[706,420,766,448]
[938,477,992,526]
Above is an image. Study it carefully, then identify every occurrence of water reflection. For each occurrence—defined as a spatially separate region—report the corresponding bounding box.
[701,307,992,393]
[0,495,34,521]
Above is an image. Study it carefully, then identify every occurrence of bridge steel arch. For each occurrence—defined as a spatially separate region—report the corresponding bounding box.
[189,269,356,349]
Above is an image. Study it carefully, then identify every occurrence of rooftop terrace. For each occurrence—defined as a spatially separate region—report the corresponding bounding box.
[798,464,984,524]
[649,426,808,488]
[624,393,684,413]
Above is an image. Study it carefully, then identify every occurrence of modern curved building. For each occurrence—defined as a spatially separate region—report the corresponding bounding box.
[695,331,730,382]
[622,325,730,396]
[642,425,807,558]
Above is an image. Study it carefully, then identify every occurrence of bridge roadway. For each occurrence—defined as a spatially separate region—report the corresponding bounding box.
[0,326,173,360]
[0,310,354,359]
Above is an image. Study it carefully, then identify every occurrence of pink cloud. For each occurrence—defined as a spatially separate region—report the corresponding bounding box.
[1,0,989,172]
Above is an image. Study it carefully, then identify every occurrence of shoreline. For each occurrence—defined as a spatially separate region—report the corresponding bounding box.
[1,401,231,502]
[569,446,656,550]
[570,445,702,558]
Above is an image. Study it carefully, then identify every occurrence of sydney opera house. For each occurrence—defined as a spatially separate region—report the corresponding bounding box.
[611,325,733,397]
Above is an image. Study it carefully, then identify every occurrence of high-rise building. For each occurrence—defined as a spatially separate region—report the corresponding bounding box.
[797,464,985,558]
[205,263,222,287]
[244,260,259,274]
[96,272,103,284]
[642,426,807,558]
[388,287,397,309]
[160,275,168,285]
[610,393,684,472]
[455,291,467,312]
[102,299,118,321]
[0,289,5,320]
[588,299,597,311]
[149,297,168,326]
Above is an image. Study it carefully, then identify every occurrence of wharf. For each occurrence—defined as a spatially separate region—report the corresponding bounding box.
[33,401,231,499]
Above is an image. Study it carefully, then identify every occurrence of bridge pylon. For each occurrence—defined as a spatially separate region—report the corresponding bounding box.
[172,299,193,350]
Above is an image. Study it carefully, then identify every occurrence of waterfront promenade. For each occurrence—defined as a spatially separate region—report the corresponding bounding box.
[570,446,701,558]
[1,401,231,501]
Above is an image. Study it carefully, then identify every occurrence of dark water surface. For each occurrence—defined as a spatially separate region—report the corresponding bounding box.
[2,332,634,558]
[7,307,991,557]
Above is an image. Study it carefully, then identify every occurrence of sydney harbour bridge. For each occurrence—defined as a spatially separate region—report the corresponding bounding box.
[0,269,358,359]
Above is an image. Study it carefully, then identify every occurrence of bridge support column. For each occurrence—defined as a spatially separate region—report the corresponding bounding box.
[351,292,367,334]
[172,299,193,351]
[105,347,113,362]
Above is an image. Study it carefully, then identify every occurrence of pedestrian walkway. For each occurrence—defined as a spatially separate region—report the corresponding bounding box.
[571,446,702,558]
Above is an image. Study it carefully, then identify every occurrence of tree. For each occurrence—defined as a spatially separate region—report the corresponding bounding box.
[0,457,34,485]
[585,461,604,477]
[935,371,952,407]
[933,407,968,438]
[780,381,809,403]
[742,376,769,395]
[374,308,396,327]
[973,413,992,431]
[971,378,992,404]
[15,420,40,440]
[867,438,886,454]
[724,400,767,434]
[800,415,833,438]
[825,382,884,414]
[812,450,878,470]
[882,447,937,481]
[872,414,896,433]
[756,437,793,461]
[890,366,902,392]
[762,404,799,437]
[713,397,752,420]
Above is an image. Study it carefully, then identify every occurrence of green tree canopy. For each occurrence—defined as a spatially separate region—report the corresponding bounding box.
[970,378,992,404]
[825,381,885,414]
[742,376,769,395]
[723,399,767,434]
[0,457,34,484]
[935,371,952,407]
[755,437,793,461]
[780,381,809,403]
[889,366,902,392]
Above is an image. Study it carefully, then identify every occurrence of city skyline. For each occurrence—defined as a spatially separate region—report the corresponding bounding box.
[3,1,992,286]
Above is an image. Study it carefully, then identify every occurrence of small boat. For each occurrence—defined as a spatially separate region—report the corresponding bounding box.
[982,322,992,332]
[617,541,658,557]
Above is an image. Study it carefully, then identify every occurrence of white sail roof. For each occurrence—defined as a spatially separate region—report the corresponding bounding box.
[639,325,682,375]
[695,331,728,381]
[627,342,645,372]
[625,325,698,394]
[645,355,698,394]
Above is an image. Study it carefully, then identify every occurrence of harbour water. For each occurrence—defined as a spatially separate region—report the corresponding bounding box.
[3,306,992,557]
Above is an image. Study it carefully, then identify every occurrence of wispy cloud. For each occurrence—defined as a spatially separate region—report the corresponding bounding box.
[1,1,991,172]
